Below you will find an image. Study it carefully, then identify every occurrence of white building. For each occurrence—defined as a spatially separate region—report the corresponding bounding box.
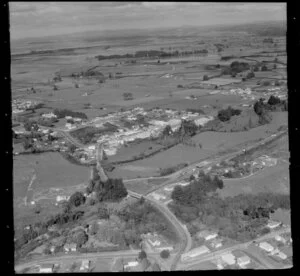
[197,230,218,241]
[274,235,287,244]
[210,238,223,249]
[56,195,69,202]
[151,193,166,201]
[80,260,90,271]
[267,220,281,229]
[124,261,139,269]
[237,255,251,268]
[259,242,274,252]
[276,251,287,260]
[181,245,210,261]
[194,116,214,127]
[42,113,57,119]
[39,264,54,273]
[221,253,236,265]
[64,243,77,253]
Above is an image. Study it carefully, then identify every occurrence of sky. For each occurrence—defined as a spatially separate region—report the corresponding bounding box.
[9,2,286,40]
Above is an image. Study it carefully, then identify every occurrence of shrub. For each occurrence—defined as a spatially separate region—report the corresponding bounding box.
[217,106,241,122]
[68,191,86,208]
[138,250,147,260]
[123,92,134,101]
[203,75,209,81]
[160,250,170,259]
[267,95,281,106]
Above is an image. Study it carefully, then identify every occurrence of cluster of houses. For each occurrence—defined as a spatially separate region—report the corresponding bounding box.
[214,251,252,269]
[74,107,214,157]
[262,87,287,101]
[12,99,40,114]
[37,259,91,273]
[141,233,174,253]
[181,230,223,262]
[220,87,256,101]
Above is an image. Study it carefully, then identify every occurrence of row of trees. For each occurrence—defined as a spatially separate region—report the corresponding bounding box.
[53,108,87,119]
[159,163,188,176]
[96,49,208,61]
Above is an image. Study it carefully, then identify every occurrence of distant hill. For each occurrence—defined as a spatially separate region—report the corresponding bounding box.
[208,21,286,36]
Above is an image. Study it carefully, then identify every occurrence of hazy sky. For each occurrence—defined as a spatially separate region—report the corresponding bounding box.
[9,2,286,40]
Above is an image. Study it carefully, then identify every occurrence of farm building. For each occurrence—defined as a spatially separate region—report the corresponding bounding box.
[197,230,218,241]
[39,263,54,273]
[181,245,210,261]
[259,242,274,252]
[221,253,236,265]
[237,255,251,268]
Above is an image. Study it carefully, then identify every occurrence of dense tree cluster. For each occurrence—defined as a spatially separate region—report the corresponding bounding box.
[222,61,250,75]
[254,96,287,120]
[70,126,112,144]
[86,177,128,203]
[117,199,178,247]
[169,192,289,242]
[171,172,224,206]
[217,106,242,122]
[123,92,134,101]
[68,192,86,208]
[53,108,87,119]
[24,120,39,132]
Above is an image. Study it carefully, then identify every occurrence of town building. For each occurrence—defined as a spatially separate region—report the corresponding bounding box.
[237,255,251,268]
[124,261,139,270]
[56,195,69,202]
[64,243,77,253]
[221,253,236,265]
[210,238,223,249]
[259,242,274,252]
[181,245,210,261]
[42,112,57,119]
[274,235,287,244]
[80,260,90,271]
[276,251,287,260]
[39,263,54,273]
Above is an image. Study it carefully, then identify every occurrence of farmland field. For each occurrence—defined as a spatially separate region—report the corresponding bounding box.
[13,152,90,200]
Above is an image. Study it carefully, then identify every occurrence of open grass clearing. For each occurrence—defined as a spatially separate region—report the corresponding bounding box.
[13,152,90,199]
[219,162,289,198]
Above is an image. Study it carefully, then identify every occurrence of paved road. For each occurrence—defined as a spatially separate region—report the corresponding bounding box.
[127,191,192,271]
[178,227,291,270]
[15,249,144,272]
[138,130,288,196]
